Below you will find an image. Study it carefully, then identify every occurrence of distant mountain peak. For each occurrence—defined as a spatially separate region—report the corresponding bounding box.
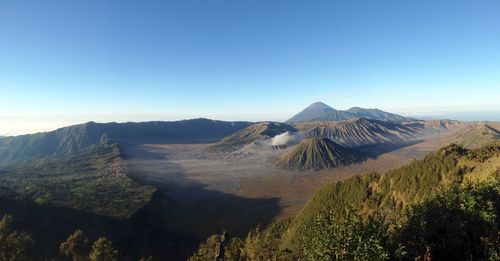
[286,102,352,123]
[307,101,335,110]
[287,102,410,123]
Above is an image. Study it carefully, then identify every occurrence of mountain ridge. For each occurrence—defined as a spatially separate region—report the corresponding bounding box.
[275,137,357,170]
[303,117,420,147]
[287,102,412,123]
[206,122,296,153]
[0,118,252,162]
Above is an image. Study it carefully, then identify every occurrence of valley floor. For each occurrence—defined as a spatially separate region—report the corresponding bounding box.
[124,130,457,238]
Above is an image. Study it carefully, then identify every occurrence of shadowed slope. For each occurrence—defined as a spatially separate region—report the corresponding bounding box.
[286,102,411,123]
[346,107,411,122]
[0,119,251,162]
[275,138,357,170]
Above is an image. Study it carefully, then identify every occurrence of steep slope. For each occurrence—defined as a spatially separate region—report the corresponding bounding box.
[303,118,419,147]
[286,102,354,123]
[346,107,410,122]
[281,143,500,249]
[0,119,251,161]
[286,102,410,123]
[453,123,500,148]
[206,122,296,153]
[275,138,357,170]
[0,142,156,218]
[0,122,107,162]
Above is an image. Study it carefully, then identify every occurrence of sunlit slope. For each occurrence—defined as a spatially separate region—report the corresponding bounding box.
[281,143,500,249]
[303,118,420,147]
[453,123,500,148]
[275,137,357,170]
[206,122,296,153]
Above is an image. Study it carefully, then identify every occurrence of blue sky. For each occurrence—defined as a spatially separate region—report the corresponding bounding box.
[1,0,500,135]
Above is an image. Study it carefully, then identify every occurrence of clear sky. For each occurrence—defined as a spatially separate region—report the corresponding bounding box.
[1,0,500,135]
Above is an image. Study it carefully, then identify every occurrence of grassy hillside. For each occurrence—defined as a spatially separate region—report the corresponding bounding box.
[275,138,357,170]
[281,143,500,249]
[0,142,155,219]
[189,143,500,260]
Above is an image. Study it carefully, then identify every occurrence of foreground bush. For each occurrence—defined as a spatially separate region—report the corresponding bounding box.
[303,208,389,261]
[397,176,500,260]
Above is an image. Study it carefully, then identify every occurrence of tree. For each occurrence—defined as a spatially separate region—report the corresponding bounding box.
[59,229,90,261]
[188,231,243,261]
[241,226,261,260]
[303,208,389,261]
[0,215,33,261]
[89,237,119,261]
[397,177,500,260]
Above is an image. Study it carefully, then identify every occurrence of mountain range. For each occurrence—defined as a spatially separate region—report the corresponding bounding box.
[453,123,500,148]
[286,102,412,123]
[303,117,420,148]
[1,105,499,260]
[0,118,251,162]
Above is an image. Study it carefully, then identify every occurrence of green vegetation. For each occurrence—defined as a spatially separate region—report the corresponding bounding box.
[0,215,33,261]
[303,209,388,261]
[191,143,500,260]
[396,177,500,260]
[89,237,120,261]
[275,137,357,170]
[1,216,121,261]
[60,230,91,261]
[282,143,472,248]
[189,226,296,261]
[1,142,499,260]
[0,143,155,218]
[1,118,499,260]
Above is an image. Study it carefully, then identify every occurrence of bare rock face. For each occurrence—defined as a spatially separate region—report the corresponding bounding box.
[275,137,358,170]
[304,118,418,148]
